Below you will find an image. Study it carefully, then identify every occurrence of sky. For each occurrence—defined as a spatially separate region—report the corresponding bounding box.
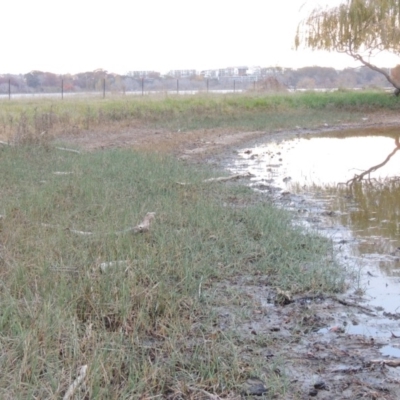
[2,0,399,75]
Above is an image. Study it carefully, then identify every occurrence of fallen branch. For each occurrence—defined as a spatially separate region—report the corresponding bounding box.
[177,172,253,185]
[203,172,254,182]
[55,147,81,154]
[0,140,10,146]
[331,297,377,316]
[369,359,400,367]
[63,365,87,400]
[115,212,156,235]
[53,171,74,175]
[41,223,60,229]
[52,212,156,237]
[68,228,93,236]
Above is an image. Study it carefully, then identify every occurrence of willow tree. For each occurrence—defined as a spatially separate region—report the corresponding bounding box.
[295,0,400,94]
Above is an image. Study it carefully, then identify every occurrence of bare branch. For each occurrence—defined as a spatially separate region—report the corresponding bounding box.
[346,137,400,186]
[177,172,253,185]
[347,49,400,90]
[55,147,81,154]
[43,212,156,237]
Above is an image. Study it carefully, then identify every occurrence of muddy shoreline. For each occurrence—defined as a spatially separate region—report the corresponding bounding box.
[210,121,400,399]
[61,115,400,399]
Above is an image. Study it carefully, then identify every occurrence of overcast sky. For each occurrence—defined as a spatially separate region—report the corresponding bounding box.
[2,0,399,75]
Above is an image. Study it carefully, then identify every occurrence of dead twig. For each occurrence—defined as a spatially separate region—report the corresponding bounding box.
[203,172,254,183]
[55,146,81,154]
[331,296,377,316]
[369,359,400,367]
[115,212,156,235]
[63,365,87,400]
[68,228,93,236]
[177,172,253,185]
[53,171,74,175]
[44,212,156,237]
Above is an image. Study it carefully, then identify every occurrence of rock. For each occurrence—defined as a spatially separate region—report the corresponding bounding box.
[314,380,328,390]
[309,388,318,396]
[275,288,293,306]
[241,377,268,396]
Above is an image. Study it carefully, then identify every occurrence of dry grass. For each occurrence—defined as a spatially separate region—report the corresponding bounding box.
[1,91,398,146]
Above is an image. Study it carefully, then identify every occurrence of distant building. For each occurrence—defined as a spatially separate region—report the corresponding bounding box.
[236,66,248,76]
[260,67,284,76]
[129,71,160,79]
[247,66,261,76]
[166,69,197,78]
[200,69,219,79]
[219,67,235,77]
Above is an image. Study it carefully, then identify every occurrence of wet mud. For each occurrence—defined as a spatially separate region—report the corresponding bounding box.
[213,276,400,399]
[215,126,400,399]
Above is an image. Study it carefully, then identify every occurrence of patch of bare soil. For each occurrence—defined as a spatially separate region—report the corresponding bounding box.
[59,111,400,399]
[58,111,400,162]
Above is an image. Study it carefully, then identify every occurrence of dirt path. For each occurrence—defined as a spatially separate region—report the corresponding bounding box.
[59,111,400,161]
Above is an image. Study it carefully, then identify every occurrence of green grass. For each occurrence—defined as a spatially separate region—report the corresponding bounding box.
[1,90,399,140]
[0,144,344,398]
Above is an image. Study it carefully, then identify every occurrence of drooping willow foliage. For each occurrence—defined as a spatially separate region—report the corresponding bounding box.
[296,0,400,91]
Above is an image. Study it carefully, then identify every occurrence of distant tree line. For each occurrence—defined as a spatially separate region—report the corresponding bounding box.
[0,66,392,95]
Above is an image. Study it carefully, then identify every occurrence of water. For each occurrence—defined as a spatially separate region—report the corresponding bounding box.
[227,126,400,316]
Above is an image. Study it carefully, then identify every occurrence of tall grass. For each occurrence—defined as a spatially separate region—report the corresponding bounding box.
[0,144,344,398]
[1,91,399,142]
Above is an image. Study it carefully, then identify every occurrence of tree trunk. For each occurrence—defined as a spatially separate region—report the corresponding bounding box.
[348,50,400,95]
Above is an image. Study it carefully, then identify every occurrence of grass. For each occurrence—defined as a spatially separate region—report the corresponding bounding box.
[1,90,399,142]
[0,142,345,398]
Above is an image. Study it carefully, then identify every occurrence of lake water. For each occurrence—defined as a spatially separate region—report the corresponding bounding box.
[227,126,400,321]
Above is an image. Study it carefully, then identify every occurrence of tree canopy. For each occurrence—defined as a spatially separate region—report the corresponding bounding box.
[295,0,400,93]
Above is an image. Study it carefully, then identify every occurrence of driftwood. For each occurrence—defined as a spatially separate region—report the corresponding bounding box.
[63,365,87,400]
[332,297,377,317]
[369,359,400,367]
[68,228,93,235]
[43,212,156,237]
[55,147,81,154]
[203,172,254,182]
[114,212,156,235]
[177,172,253,185]
[53,171,74,175]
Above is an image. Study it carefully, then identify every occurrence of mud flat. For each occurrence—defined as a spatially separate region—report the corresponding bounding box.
[218,125,400,399]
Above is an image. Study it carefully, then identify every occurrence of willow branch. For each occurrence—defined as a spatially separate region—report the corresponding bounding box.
[347,48,400,90]
[346,137,400,186]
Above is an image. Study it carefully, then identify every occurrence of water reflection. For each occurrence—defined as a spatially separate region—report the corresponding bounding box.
[228,126,400,312]
[324,182,400,259]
